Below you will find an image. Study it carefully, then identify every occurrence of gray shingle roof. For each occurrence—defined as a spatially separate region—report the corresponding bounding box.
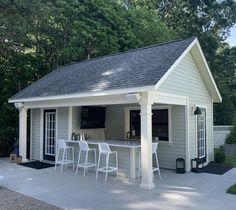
[10,37,195,101]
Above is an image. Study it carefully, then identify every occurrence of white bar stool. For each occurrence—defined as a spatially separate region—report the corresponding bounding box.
[139,142,161,179]
[76,141,96,176]
[96,143,118,182]
[55,139,75,172]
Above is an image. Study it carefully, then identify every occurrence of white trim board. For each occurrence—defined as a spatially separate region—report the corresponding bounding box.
[150,92,187,105]
[9,86,154,103]
[22,94,142,109]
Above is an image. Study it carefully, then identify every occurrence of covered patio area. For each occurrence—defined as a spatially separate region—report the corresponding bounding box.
[1,158,236,210]
[15,91,190,189]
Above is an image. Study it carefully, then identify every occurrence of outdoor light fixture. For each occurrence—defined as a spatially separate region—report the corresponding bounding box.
[194,106,202,115]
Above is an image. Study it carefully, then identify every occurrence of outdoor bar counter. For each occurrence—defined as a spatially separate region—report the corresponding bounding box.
[67,140,141,179]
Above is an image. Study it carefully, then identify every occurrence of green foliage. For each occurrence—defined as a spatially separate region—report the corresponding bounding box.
[225,113,236,144]
[214,148,226,163]
[212,44,236,125]
[0,127,17,157]
[0,0,174,154]
[0,0,236,155]
[225,156,236,167]
[214,83,235,125]
[157,0,236,125]
[227,183,236,195]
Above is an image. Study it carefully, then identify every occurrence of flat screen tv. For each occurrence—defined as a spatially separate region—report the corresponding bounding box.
[80,106,106,129]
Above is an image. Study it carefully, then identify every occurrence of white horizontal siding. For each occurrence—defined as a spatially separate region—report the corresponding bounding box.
[57,107,69,140]
[157,105,185,169]
[106,105,125,139]
[158,52,213,165]
[31,108,41,160]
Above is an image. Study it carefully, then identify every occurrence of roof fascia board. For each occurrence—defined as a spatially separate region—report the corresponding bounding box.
[194,40,222,102]
[9,85,154,103]
[154,38,198,90]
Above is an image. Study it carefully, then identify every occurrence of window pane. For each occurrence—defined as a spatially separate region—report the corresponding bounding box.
[197,110,206,158]
[130,110,141,138]
[129,108,169,141]
[152,109,169,141]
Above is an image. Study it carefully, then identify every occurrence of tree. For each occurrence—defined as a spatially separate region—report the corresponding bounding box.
[0,0,174,155]
[213,44,236,125]
[157,0,236,125]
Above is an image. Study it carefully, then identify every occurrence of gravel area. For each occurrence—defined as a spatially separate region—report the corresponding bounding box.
[0,187,63,210]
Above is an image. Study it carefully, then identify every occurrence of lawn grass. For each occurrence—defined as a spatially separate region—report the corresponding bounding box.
[225,156,236,167]
[227,184,236,195]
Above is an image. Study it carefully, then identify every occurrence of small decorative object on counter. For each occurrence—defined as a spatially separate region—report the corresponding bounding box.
[155,137,159,141]
[71,132,76,141]
[126,131,131,139]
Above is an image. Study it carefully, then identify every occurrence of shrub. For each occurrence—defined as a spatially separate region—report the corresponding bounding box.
[0,127,17,157]
[227,183,236,195]
[214,148,225,163]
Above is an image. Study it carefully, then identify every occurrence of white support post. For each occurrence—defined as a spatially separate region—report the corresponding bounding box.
[19,107,28,162]
[139,93,155,189]
[68,106,73,140]
[185,97,190,172]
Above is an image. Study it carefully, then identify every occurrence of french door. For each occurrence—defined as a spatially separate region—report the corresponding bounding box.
[43,109,56,161]
[197,108,206,160]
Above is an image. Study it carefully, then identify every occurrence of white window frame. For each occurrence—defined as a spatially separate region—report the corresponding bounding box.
[124,105,172,143]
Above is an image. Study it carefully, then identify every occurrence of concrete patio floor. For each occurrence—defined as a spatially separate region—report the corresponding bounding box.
[0,158,236,210]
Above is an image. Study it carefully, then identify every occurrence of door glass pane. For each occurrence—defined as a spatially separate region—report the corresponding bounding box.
[45,112,56,156]
[197,109,206,158]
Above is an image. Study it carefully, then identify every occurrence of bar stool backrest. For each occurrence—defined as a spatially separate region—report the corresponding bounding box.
[152,142,159,154]
[98,143,111,153]
[57,139,67,149]
[79,141,89,151]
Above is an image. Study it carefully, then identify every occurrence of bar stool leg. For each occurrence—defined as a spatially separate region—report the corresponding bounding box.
[105,153,109,183]
[116,152,118,178]
[61,148,65,172]
[65,149,67,168]
[139,151,141,177]
[156,153,161,179]
[55,148,60,170]
[72,147,75,170]
[96,152,101,180]
[94,150,97,168]
[76,149,82,175]
[84,151,88,176]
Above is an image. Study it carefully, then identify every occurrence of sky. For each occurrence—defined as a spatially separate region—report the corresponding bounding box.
[226,25,236,47]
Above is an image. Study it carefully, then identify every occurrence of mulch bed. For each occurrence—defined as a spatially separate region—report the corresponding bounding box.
[19,161,54,170]
[0,186,62,210]
[198,162,232,175]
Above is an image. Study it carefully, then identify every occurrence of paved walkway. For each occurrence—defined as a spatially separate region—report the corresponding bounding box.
[0,158,236,210]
